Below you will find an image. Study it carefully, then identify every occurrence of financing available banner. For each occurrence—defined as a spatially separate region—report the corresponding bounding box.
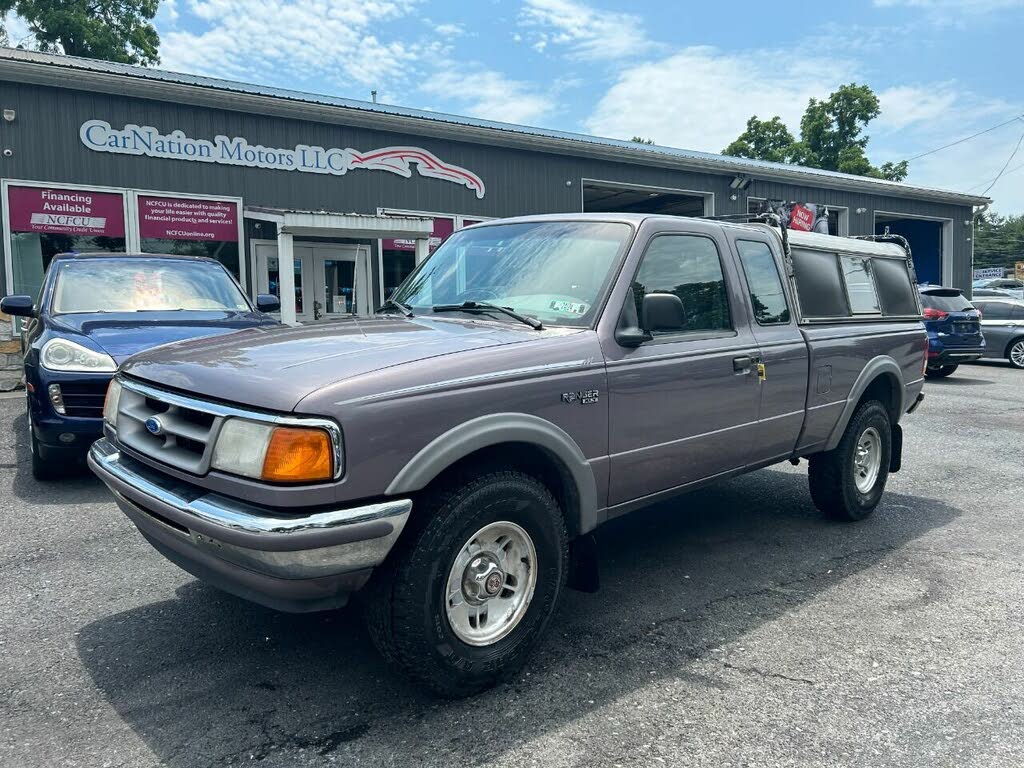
[753,200,832,234]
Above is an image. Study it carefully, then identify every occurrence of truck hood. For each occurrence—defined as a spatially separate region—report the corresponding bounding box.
[51,311,276,364]
[120,316,554,412]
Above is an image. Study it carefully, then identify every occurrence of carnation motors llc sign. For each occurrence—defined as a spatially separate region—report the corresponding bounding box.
[79,120,487,199]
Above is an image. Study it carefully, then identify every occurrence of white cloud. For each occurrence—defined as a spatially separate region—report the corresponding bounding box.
[3,10,35,47]
[585,46,857,154]
[518,0,655,60]
[432,22,465,37]
[160,0,419,87]
[874,0,1024,10]
[421,67,555,125]
[875,84,960,131]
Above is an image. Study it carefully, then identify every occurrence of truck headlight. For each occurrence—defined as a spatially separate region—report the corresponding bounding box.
[211,418,337,483]
[41,338,116,373]
[103,378,122,427]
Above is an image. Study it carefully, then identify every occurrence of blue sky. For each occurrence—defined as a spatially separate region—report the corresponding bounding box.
[9,0,1024,212]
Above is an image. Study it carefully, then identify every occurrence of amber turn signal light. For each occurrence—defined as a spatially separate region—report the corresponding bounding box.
[261,427,333,483]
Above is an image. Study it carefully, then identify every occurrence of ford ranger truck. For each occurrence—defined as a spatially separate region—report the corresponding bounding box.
[90,214,927,697]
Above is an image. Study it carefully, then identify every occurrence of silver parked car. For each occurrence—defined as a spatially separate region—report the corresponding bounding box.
[972,298,1024,368]
[972,278,1024,300]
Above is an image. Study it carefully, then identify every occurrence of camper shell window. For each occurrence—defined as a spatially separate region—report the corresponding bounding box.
[788,241,918,321]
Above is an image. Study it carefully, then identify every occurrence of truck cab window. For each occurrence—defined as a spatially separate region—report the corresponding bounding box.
[735,240,790,324]
[631,235,731,335]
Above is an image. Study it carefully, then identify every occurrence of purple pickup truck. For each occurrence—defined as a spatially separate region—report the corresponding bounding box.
[89,214,927,696]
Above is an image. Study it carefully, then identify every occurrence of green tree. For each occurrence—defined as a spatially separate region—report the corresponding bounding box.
[630,136,655,145]
[723,83,908,182]
[722,116,797,164]
[974,211,1024,270]
[0,0,160,65]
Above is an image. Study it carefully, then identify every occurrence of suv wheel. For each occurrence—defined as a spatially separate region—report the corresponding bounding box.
[1008,339,1024,369]
[808,400,892,522]
[364,470,568,697]
[924,364,958,379]
[27,403,62,482]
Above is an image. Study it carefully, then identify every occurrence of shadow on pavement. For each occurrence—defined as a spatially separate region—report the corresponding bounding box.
[9,411,109,505]
[76,468,959,767]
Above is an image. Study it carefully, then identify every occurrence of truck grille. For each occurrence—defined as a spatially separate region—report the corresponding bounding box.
[115,381,223,475]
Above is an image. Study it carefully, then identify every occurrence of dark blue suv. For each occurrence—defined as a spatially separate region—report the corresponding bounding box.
[1,253,280,479]
[918,285,984,379]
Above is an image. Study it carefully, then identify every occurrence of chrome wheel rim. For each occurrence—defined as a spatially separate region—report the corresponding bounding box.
[853,426,882,494]
[444,521,538,647]
[1011,341,1024,368]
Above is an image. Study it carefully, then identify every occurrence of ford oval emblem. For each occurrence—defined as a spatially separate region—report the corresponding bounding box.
[145,417,165,436]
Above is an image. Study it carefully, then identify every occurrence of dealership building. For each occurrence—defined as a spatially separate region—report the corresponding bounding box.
[0,47,989,345]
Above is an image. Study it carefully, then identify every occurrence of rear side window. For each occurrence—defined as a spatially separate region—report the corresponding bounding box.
[840,255,881,314]
[976,301,1011,320]
[631,235,731,335]
[871,257,919,315]
[921,290,972,312]
[790,248,850,318]
[735,240,790,324]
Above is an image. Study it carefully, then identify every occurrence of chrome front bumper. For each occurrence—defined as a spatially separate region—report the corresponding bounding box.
[88,439,411,612]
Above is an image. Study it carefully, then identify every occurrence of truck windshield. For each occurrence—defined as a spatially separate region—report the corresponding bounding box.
[391,221,633,327]
[51,259,251,314]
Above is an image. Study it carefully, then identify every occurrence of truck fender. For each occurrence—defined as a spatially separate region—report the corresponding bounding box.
[384,413,600,535]
[823,355,905,452]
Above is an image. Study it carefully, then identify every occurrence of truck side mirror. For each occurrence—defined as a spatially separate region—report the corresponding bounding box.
[641,293,686,333]
[255,294,281,313]
[0,295,35,318]
[615,287,653,348]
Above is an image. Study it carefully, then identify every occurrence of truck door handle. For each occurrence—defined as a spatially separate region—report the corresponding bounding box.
[733,356,753,372]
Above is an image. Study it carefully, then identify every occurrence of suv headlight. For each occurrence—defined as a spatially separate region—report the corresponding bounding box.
[211,417,339,483]
[41,338,116,373]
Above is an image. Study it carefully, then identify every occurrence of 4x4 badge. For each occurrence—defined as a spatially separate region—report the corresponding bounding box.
[562,390,599,405]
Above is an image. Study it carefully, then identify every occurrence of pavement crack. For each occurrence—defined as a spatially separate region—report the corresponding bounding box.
[721,661,816,686]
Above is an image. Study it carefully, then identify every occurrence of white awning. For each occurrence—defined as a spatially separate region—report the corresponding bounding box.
[244,207,434,239]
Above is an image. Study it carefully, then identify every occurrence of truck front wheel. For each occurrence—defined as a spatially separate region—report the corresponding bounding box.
[808,401,892,522]
[364,471,568,697]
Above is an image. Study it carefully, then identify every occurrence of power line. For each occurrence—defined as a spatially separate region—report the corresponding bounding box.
[904,113,1024,162]
[966,160,1024,193]
[980,128,1024,197]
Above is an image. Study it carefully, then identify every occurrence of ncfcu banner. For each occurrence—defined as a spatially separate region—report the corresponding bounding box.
[137,196,239,242]
[7,185,125,237]
[80,120,486,199]
[753,200,832,234]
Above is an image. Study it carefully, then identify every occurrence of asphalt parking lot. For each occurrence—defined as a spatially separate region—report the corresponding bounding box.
[2,361,1023,768]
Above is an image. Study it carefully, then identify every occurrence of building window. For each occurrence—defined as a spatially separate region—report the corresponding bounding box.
[749,199,840,236]
[137,195,241,279]
[6,185,127,298]
[381,216,455,298]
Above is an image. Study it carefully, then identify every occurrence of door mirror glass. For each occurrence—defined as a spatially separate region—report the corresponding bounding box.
[255,294,280,313]
[0,295,35,317]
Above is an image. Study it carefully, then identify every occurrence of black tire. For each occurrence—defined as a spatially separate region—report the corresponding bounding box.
[30,429,63,481]
[1007,338,1024,369]
[924,364,958,379]
[808,401,891,522]
[364,470,568,698]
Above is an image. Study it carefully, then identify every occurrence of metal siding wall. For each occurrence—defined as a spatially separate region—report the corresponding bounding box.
[0,81,976,291]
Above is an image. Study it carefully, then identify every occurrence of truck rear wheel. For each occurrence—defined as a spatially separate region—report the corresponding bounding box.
[364,470,568,697]
[808,401,892,522]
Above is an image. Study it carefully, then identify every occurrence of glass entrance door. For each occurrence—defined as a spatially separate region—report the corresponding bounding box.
[255,243,313,322]
[255,243,366,321]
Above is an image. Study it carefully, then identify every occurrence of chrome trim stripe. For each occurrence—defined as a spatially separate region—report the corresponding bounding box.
[91,439,407,536]
[118,376,345,479]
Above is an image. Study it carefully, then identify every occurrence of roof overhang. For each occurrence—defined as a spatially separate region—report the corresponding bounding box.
[0,49,991,209]
[244,207,434,239]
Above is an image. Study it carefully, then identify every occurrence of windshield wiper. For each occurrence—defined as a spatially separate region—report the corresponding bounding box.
[376,298,413,317]
[432,301,543,330]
